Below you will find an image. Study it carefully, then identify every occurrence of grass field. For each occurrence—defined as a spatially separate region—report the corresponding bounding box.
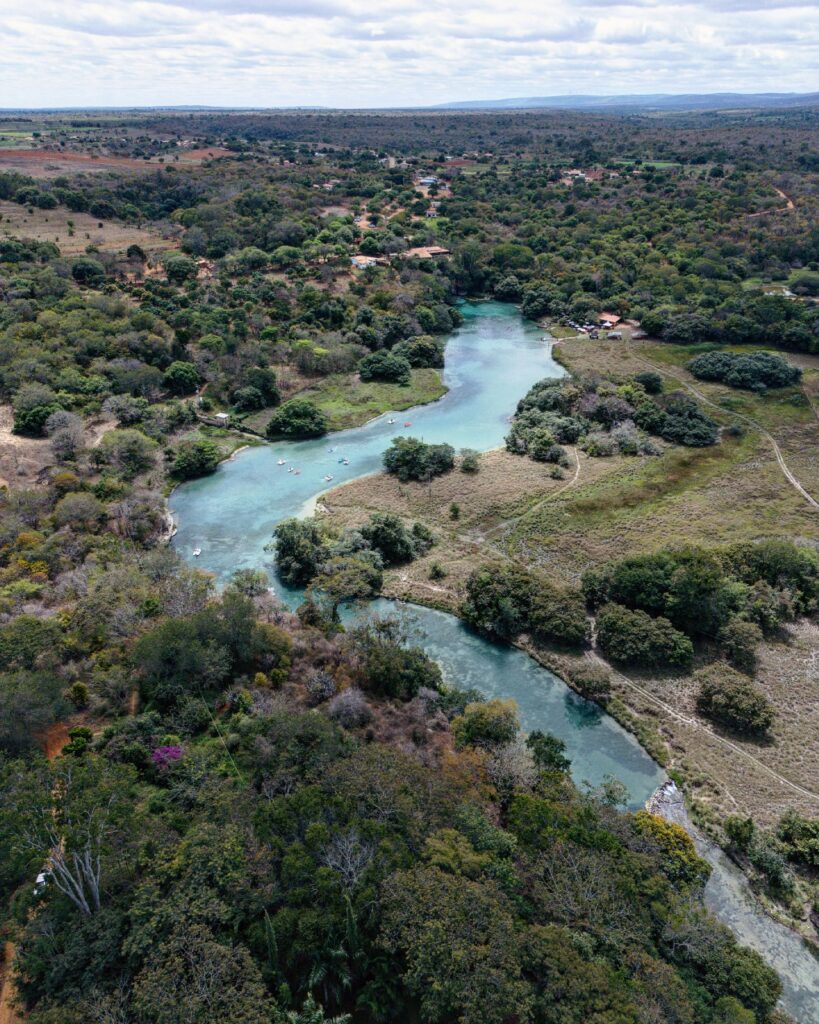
[0,200,173,256]
[318,334,819,828]
[244,369,448,434]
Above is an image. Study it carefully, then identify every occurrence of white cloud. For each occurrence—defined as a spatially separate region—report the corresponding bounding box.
[0,0,816,107]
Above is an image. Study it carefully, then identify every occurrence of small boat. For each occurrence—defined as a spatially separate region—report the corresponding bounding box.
[387,418,396,424]
[293,470,301,475]
[277,458,286,466]
[403,421,412,427]
[193,548,201,557]
[338,457,345,463]
[287,466,294,473]
[342,458,350,465]
[328,447,336,453]
[324,474,334,482]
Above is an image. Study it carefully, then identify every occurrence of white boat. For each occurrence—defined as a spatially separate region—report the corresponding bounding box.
[193,548,201,557]
[342,458,350,465]
[387,418,396,424]
[277,458,286,465]
[324,474,334,482]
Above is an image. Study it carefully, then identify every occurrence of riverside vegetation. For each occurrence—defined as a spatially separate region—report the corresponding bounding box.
[0,104,818,1023]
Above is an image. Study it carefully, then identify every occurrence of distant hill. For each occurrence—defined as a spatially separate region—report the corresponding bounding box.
[433,92,819,112]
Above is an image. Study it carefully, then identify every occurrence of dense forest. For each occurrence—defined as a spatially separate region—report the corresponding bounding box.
[0,103,817,1023]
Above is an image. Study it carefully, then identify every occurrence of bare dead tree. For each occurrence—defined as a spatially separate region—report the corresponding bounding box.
[320,829,374,892]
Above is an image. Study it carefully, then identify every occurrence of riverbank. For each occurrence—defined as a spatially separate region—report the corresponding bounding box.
[241,367,448,434]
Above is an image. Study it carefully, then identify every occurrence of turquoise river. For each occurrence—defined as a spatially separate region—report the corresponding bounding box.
[171,301,818,1018]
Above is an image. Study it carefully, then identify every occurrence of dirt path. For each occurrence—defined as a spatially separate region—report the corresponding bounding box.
[587,650,819,805]
[481,446,583,542]
[0,943,21,1024]
[747,186,794,218]
[631,354,819,510]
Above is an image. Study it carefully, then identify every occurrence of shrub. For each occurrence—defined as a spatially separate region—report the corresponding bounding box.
[13,384,61,436]
[688,350,801,391]
[71,256,106,287]
[359,349,412,384]
[633,371,663,394]
[695,663,774,735]
[164,253,198,283]
[452,698,519,749]
[0,615,63,671]
[93,429,157,478]
[163,361,201,396]
[718,617,763,673]
[327,688,372,728]
[273,518,325,586]
[776,810,819,867]
[349,619,442,701]
[460,449,480,473]
[568,662,612,702]
[596,603,693,669]
[266,399,328,439]
[658,395,718,447]
[383,437,455,482]
[393,335,445,368]
[305,669,337,706]
[360,512,419,565]
[54,491,105,530]
[172,438,221,480]
[528,584,589,647]
[460,563,534,641]
[724,815,755,853]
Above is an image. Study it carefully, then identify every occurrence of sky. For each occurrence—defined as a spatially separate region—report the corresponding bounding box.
[1,0,817,109]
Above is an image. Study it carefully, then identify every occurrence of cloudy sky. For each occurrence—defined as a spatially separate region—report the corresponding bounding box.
[1,0,817,109]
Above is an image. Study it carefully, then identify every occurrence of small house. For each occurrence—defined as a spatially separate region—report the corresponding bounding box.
[599,312,622,328]
[214,412,230,425]
[351,255,378,269]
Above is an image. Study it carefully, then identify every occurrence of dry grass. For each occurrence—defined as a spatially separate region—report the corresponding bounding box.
[320,448,624,606]
[604,621,819,828]
[318,357,819,824]
[0,200,173,256]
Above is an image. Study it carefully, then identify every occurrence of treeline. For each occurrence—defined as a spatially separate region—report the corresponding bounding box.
[506,372,719,464]
[583,539,817,733]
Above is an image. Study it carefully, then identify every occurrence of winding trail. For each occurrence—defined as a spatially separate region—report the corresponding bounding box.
[630,352,819,510]
[482,445,583,541]
[747,186,794,218]
[585,649,819,805]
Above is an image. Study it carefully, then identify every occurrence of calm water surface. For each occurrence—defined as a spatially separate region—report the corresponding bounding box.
[171,301,662,803]
[172,302,817,1018]
[172,301,562,587]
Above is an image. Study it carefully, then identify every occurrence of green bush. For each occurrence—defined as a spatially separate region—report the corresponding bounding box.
[452,698,519,749]
[688,350,801,391]
[266,399,328,439]
[695,663,774,735]
[172,438,221,480]
[359,349,412,385]
[596,603,693,669]
[383,436,455,482]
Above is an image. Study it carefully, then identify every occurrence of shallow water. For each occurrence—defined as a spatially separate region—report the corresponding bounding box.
[363,598,665,808]
[171,300,563,589]
[653,782,819,1020]
[172,301,818,1016]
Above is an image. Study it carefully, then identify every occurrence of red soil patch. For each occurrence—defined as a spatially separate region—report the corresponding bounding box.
[172,147,235,164]
[0,149,152,178]
[38,720,72,761]
[0,943,21,1024]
